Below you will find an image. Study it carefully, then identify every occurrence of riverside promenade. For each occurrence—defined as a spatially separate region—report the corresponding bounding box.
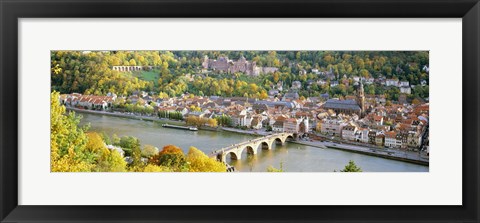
[67,107,188,126]
[292,139,429,166]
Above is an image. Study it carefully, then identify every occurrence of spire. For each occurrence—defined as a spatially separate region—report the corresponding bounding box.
[357,81,364,98]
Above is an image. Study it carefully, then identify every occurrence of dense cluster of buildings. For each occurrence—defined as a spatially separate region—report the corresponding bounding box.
[320,103,428,150]
[58,77,428,152]
[202,56,278,76]
[312,65,429,96]
[59,93,116,110]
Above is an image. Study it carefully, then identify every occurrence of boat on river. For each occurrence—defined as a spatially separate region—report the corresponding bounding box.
[162,123,198,131]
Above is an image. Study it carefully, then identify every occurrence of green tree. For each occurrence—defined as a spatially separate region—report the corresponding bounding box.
[341,160,362,172]
[267,162,284,172]
[116,136,140,157]
[142,145,159,158]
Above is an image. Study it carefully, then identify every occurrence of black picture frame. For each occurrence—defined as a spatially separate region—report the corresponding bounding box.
[1,0,479,222]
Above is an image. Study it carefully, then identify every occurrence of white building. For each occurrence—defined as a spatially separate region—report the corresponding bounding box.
[400,81,410,87]
[360,129,370,143]
[386,79,399,87]
[400,87,412,94]
[341,125,357,141]
[320,118,346,136]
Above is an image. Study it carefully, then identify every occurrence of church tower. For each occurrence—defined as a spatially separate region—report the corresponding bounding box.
[357,82,365,117]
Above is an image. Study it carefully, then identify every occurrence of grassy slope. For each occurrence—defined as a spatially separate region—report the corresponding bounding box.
[132,69,160,86]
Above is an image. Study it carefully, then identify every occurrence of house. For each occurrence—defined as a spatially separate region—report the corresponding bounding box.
[92,98,108,110]
[372,115,384,125]
[400,133,408,149]
[268,89,279,97]
[365,77,375,84]
[320,118,346,136]
[386,79,399,87]
[368,130,377,144]
[422,65,429,73]
[360,128,370,143]
[282,92,299,101]
[400,87,411,94]
[407,132,422,149]
[250,116,263,130]
[299,117,309,134]
[384,131,397,148]
[341,124,357,141]
[272,120,285,132]
[400,81,410,87]
[375,133,385,146]
[291,81,302,90]
[317,79,327,85]
[283,118,300,133]
[330,81,339,87]
[176,107,189,117]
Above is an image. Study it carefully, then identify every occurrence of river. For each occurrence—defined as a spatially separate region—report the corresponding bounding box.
[79,113,428,172]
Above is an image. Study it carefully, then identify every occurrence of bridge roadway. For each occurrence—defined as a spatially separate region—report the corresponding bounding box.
[210,132,295,162]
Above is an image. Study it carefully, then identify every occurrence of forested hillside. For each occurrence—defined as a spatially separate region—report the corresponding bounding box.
[51,50,429,100]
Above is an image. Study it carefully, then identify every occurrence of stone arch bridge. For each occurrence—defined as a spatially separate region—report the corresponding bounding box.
[211,133,295,162]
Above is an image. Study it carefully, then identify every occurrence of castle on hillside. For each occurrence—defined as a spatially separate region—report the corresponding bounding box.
[202,56,278,76]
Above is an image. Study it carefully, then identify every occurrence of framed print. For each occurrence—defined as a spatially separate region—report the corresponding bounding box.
[1,0,479,222]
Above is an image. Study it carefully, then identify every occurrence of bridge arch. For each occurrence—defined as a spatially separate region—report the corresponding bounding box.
[259,141,270,150]
[225,151,240,160]
[240,145,257,158]
[274,137,284,145]
[286,135,295,141]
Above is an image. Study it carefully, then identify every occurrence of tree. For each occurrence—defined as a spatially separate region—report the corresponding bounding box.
[116,136,140,156]
[207,118,218,128]
[95,148,127,172]
[186,147,226,172]
[129,59,137,66]
[341,160,362,172]
[85,132,106,152]
[142,145,159,158]
[265,125,273,132]
[143,164,172,172]
[150,145,188,171]
[130,146,144,170]
[51,91,93,172]
[412,98,421,105]
[267,162,284,172]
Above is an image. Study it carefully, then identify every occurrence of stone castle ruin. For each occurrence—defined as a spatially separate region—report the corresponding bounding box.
[202,56,278,76]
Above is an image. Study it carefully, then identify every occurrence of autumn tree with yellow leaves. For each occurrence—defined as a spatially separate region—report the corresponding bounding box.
[51,91,93,172]
[51,91,127,172]
[186,147,226,172]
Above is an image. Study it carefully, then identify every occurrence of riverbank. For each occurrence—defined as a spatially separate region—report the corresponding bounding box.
[71,108,428,167]
[291,139,428,166]
[67,107,222,132]
[67,107,185,124]
[221,127,267,137]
